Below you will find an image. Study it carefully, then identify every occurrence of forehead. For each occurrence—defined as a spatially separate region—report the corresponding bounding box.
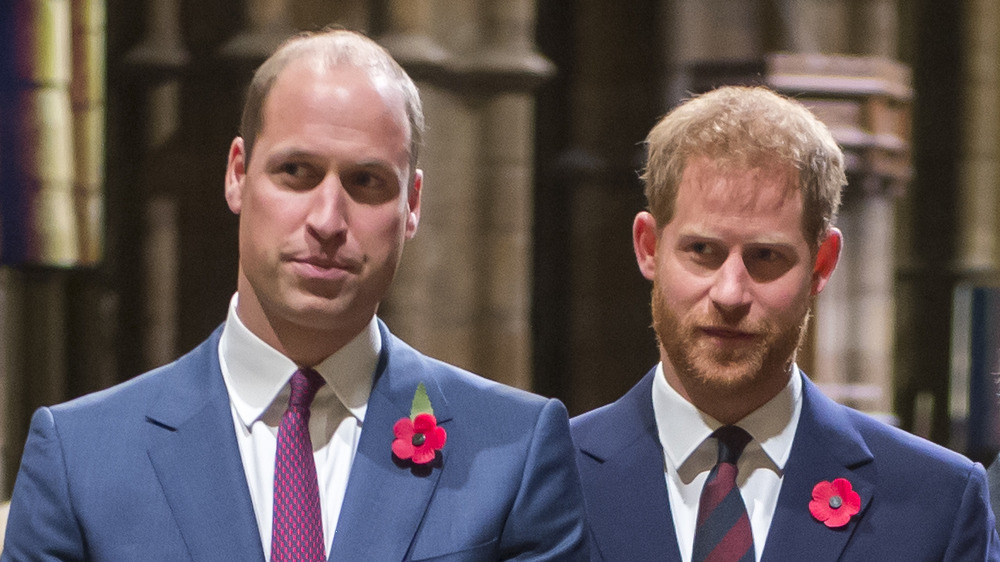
[261,59,411,152]
[671,157,806,240]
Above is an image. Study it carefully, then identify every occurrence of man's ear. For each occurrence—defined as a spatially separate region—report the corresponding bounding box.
[405,169,422,239]
[224,137,246,215]
[811,227,842,295]
[633,211,659,281]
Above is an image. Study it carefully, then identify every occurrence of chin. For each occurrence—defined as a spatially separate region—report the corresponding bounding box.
[689,361,762,393]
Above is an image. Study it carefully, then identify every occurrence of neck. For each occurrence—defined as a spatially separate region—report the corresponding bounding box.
[234,288,369,367]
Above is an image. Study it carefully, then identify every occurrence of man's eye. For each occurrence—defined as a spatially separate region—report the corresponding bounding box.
[351,171,380,189]
[744,247,793,281]
[344,170,398,204]
[684,242,725,268]
[272,162,322,190]
[278,162,306,177]
[751,248,778,262]
[689,242,712,256]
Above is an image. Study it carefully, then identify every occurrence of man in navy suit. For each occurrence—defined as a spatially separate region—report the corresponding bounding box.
[3,29,588,561]
[571,86,999,561]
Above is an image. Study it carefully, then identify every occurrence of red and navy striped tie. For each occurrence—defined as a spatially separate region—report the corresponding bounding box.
[272,368,326,562]
[692,425,755,562]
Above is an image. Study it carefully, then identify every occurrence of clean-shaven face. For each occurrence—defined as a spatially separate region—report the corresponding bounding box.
[224,58,420,354]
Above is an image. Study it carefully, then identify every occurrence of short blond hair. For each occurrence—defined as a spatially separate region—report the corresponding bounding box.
[642,86,845,248]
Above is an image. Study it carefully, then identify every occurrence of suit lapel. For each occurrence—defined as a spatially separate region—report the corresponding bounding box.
[330,322,451,561]
[145,329,265,562]
[575,371,683,562]
[761,375,876,562]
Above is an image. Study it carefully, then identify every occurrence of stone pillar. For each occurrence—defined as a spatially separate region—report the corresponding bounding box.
[471,1,550,390]
[122,0,189,371]
[893,0,964,447]
[379,0,552,390]
[950,0,1000,458]
[219,0,296,62]
[775,0,850,53]
[71,0,105,264]
[0,0,76,497]
[669,0,766,100]
[3,0,79,265]
[535,0,663,412]
[766,55,911,420]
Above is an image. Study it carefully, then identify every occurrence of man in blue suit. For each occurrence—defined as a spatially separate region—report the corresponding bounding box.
[3,29,588,561]
[571,86,999,561]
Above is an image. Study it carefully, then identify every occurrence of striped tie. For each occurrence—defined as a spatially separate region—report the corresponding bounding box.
[272,368,326,562]
[692,425,755,562]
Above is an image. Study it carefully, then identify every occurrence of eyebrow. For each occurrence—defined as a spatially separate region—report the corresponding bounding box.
[265,148,320,164]
[265,147,400,171]
[676,230,798,248]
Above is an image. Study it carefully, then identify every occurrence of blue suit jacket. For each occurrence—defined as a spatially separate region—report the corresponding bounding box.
[571,370,1000,561]
[2,321,589,561]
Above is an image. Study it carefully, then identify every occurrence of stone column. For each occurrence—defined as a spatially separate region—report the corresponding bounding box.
[766,55,911,421]
[376,0,479,368]
[379,0,552,390]
[122,0,189,372]
[536,0,663,412]
[71,0,105,265]
[3,0,79,265]
[219,0,296,62]
[950,0,1000,458]
[893,0,964,447]
[0,0,76,497]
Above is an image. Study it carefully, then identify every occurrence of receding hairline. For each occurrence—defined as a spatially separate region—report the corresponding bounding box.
[239,29,424,183]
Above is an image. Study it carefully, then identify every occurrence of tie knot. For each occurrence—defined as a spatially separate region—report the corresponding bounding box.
[288,368,325,409]
[713,425,752,466]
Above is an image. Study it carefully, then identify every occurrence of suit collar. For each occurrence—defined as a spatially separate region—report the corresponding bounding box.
[577,370,878,562]
[220,300,379,425]
[330,320,450,561]
[761,374,875,561]
[575,370,683,561]
[145,326,265,561]
[650,363,803,477]
[575,369,659,462]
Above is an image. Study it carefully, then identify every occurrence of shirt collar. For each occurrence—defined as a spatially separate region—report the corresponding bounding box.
[651,362,802,472]
[219,293,380,429]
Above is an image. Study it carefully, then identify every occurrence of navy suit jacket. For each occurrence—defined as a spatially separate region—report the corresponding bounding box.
[572,370,1000,561]
[2,321,589,561]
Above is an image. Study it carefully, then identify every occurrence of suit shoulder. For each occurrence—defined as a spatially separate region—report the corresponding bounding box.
[571,400,630,441]
[47,332,220,423]
[384,332,558,419]
[570,371,657,457]
[840,404,980,477]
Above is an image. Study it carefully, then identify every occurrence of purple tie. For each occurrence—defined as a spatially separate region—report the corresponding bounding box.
[692,426,755,562]
[272,368,326,562]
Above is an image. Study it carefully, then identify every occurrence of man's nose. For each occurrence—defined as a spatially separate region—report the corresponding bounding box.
[306,176,348,239]
[708,252,752,311]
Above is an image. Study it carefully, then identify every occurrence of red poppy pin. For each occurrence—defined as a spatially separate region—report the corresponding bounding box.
[809,478,861,528]
[392,382,446,465]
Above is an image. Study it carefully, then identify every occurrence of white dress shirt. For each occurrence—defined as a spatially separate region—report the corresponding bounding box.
[218,294,379,560]
[651,363,803,562]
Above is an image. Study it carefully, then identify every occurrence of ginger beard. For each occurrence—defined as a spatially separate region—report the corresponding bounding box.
[651,275,813,399]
